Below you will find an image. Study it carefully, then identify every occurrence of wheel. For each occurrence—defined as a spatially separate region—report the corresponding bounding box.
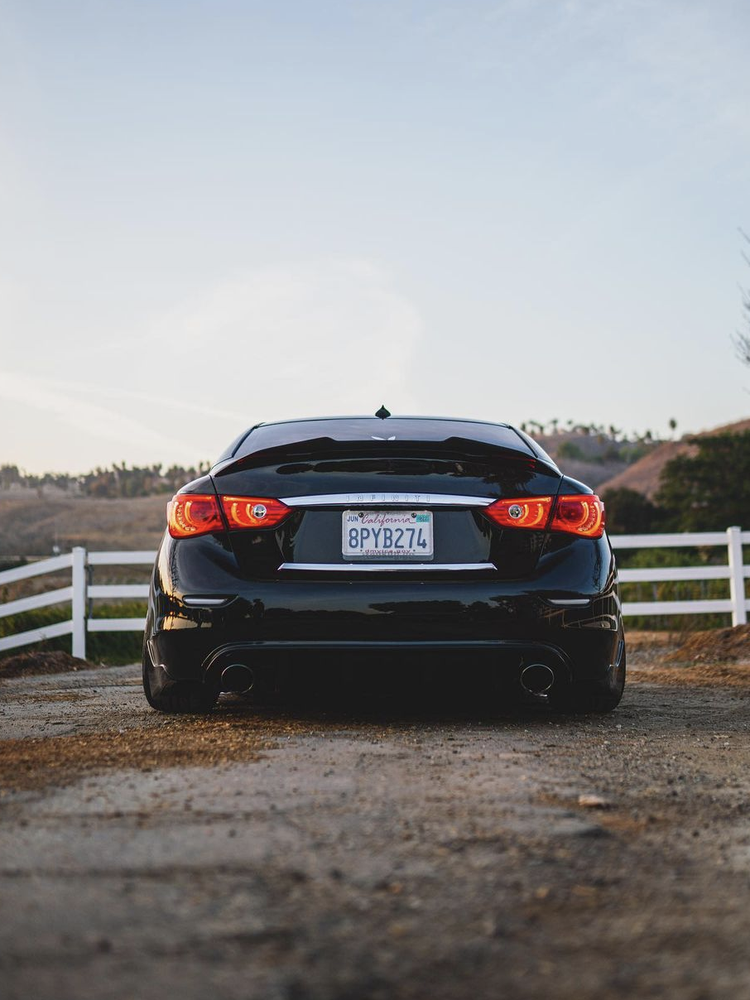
[552,646,626,715]
[142,632,218,714]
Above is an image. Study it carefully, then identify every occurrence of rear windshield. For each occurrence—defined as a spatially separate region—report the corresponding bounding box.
[218,417,538,464]
[213,454,561,500]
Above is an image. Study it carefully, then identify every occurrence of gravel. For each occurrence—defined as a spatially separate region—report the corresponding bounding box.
[1,651,749,1000]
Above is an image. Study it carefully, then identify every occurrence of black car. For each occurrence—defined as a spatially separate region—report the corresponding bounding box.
[142,413,625,714]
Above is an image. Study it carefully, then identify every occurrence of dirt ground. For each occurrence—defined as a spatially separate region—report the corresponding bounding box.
[1,637,749,1000]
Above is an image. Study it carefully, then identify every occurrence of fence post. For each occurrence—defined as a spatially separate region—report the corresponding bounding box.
[727,526,747,627]
[71,546,87,658]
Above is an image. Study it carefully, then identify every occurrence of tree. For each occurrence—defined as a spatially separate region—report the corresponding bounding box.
[601,488,662,534]
[656,432,750,531]
[557,440,584,461]
[733,230,750,367]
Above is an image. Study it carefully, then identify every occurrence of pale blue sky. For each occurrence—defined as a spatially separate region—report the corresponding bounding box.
[1,0,749,472]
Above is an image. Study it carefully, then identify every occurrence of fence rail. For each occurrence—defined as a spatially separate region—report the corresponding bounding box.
[0,548,151,658]
[612,526,748,627]
[0,527,748,658]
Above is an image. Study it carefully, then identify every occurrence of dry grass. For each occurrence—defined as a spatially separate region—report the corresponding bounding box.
[0,650,94,679]
[0,494,166,558]
[0,717,279,792]
[664,623,750,664]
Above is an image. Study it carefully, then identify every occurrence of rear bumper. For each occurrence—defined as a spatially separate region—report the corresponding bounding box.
[148,577,622,688]
[146,529,622,690]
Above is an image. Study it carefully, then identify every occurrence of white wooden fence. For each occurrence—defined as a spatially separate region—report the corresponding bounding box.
[613,527,748,626]
[0,527,748,659]
[0,548,152,659]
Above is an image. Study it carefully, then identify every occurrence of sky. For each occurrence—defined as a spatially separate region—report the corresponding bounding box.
[1,0,749,473]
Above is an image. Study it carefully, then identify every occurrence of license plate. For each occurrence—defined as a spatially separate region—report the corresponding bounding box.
[342,510,433,560]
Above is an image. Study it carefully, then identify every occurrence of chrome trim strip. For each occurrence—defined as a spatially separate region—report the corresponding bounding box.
[546,598,591,606]
[279,492,494,507]
[278,562,497,572]
[183,596,232,607]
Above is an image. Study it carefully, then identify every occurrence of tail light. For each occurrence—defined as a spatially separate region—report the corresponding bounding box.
[167,494,291,538]
[220,496,291,529]
[484,497,553,529]
[167,494,224,538]
[549,494,605,538]
[485,494,605,538]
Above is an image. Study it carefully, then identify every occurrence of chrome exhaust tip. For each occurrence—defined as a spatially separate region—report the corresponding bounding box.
[220,663,255,694]
[520,662,555,695]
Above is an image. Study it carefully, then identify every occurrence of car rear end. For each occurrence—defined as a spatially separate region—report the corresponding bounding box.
[144,418,625,711]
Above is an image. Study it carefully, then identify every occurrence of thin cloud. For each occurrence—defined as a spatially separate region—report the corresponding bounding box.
[130,258,425,423]
[1,259,426,471]
[0,371,197,464]
[48,378,251,424]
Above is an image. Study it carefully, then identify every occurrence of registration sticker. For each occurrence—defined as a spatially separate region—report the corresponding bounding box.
[342,510,433,560]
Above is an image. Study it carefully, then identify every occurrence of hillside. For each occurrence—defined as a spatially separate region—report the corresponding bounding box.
[5,420,747,559]
[598,418,750,500]
[0,495,167,559]
[0,461,631,562]
[0,446,638,560]
[533,433,633,489]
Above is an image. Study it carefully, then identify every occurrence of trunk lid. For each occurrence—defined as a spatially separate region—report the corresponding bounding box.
[212,442,562,580]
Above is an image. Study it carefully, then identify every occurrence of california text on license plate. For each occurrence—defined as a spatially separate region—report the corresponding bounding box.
[342,510,433,560]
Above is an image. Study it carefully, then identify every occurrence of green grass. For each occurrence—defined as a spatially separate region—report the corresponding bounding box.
[617,546,740,630]
[0,601,146,665]
[2,547,745,664]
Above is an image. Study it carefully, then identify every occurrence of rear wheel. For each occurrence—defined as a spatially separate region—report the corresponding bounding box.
[142,634,218,715]
[552,646,626,715]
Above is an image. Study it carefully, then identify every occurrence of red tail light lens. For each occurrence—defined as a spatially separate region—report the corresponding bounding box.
[168,494,292,538]
[167,494,223,538]
[221,496,291,529]
[485,497,553,529]
[550,494,605,538]
[484,493,605,538]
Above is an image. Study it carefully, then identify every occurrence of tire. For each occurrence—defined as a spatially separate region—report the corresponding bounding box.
[552,646,626,715]
[142,633,218,715]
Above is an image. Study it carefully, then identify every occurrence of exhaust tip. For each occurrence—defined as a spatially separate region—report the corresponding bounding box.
[220,663,255,694]
[520,662,555,695]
